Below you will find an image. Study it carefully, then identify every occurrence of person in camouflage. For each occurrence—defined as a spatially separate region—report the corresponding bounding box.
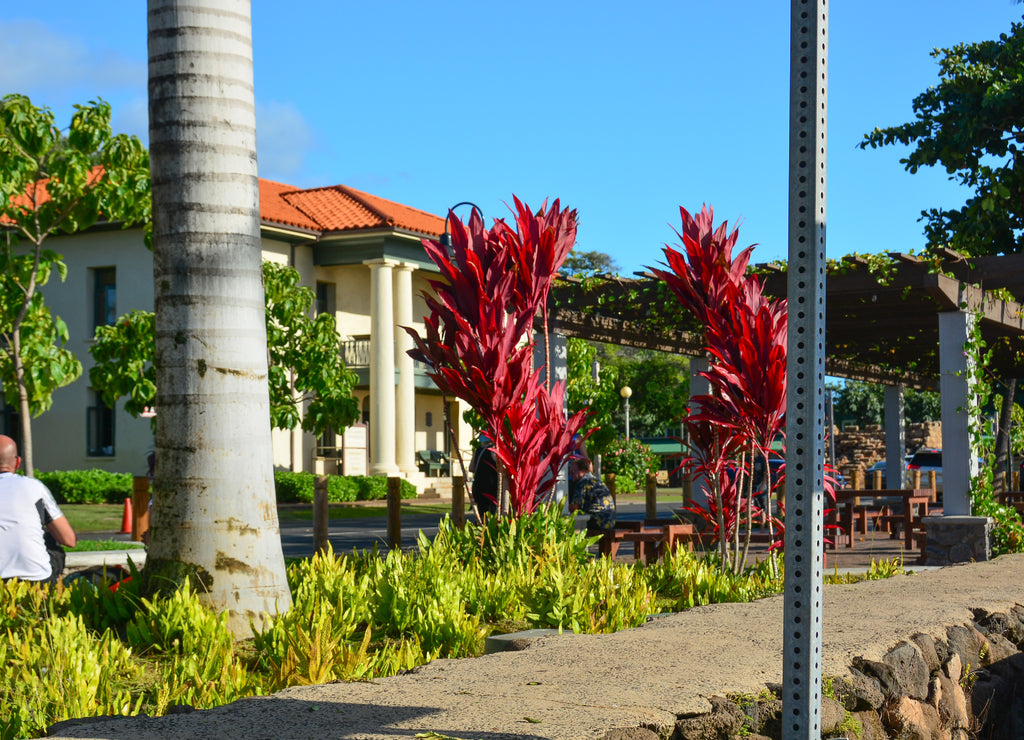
[568,455,616,535]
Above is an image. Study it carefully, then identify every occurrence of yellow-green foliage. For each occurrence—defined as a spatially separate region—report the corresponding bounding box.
[0,613,140,739]
[0,512,909,737]
[641,550,785,611]
[127,581,233,656]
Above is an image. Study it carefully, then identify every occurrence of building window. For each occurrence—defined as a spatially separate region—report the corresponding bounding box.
[0,401,19,447]
[87,391,115,457]
[316,281,335,317]
[425,411,433,427]
[317,427,341,459]
[93,268,116,330]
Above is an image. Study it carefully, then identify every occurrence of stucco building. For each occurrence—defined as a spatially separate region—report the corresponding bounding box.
[29,178,469,482]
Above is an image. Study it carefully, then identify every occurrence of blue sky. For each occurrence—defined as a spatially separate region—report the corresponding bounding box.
[2,2,1022,276]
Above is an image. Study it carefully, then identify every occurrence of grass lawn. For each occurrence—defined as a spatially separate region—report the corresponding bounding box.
[63,504,125,533]
[64,502,458,532]
[276,503,455,523]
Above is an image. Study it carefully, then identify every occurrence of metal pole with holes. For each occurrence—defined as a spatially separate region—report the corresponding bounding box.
[783,1,828,738]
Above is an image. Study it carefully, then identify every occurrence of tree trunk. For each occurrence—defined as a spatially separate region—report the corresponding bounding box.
[147,0,292,635]
[12,328,32,476]
[993,377,1017,494]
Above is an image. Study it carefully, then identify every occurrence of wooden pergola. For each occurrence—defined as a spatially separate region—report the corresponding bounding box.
[545,251,1024,392]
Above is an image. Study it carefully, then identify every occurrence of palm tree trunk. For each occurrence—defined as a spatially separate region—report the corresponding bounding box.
[146,0,292,635]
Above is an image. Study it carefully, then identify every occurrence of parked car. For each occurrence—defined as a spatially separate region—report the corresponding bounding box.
[866,455,913,488]
[906,448,943,492]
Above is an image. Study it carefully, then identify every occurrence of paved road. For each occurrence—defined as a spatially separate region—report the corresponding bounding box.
[79,495,907,570]
[278,500,658,559]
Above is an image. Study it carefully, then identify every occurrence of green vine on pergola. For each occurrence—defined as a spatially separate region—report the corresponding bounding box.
[547,248,1024,390]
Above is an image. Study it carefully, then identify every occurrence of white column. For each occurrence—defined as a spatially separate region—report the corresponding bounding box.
[884,384,906,489]
[939,310,979,516]
[394,263,417,476]
[688,356,711,507]
[366,259,399,476]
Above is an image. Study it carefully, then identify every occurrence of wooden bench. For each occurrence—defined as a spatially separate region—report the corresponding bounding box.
[598,521,643,558]
[416,449,449,477]
[998,491,1024,516]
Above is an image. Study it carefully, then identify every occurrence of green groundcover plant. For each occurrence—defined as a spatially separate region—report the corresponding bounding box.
[0,508,903,739]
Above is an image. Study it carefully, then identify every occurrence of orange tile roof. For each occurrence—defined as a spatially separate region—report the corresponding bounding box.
[258,179,321,231]
[8,171,444,238]
[1,167,106,225]
[266,181,445,236]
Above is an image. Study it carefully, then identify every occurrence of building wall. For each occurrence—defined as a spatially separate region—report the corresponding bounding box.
[31,226,458,477]
[37,228,156,474]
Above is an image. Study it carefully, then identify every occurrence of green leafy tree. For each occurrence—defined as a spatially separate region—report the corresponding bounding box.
[596,344,690,440]
[861,19,1024,491]
[566,337,619,456]
[0,94,149,474]
[559,249,619,277]
[860,18,1024,256]
[90,261,360,438]
[828,380,940,427]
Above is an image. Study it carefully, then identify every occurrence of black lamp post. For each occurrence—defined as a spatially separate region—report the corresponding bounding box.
[440,201,484,253]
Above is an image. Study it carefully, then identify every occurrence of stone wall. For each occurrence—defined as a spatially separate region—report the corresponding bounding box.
[833,421,942,480]
[659,604,1024,739]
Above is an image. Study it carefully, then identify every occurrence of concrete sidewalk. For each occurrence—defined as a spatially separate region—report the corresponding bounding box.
[65,549,146,571]
[48,553,1024,740]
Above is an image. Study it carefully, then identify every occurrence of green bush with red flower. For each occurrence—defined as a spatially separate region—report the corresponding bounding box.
[602,438,659,495]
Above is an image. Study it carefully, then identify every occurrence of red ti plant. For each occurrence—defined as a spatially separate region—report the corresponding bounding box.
[406,199,588,516]
[650,205,788,574]
[680,414,747,566]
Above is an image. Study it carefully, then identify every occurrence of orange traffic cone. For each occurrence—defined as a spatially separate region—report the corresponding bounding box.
[121,497,132,534]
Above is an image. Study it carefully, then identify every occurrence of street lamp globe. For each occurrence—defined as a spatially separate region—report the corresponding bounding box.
[620,386,633,440]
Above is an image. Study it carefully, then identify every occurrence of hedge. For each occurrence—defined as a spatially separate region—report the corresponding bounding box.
[274,471,417,503]
[36,470,135,505]
[35,469,418,505]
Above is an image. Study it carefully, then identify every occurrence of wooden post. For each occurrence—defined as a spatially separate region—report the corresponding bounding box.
[927,470,937,492]
[387,476,402,550]
[872,469,882,490]
[852,468,864,489]
[912,469,922,488]
[131,476,150,542]
[313,475,329,555]
[451,476,466,529]
[645,472,658,520]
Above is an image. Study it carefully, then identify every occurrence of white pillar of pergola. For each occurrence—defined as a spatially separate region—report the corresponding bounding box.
[884,384,906,489]
[939,310,979,517]
[687,356,711,508]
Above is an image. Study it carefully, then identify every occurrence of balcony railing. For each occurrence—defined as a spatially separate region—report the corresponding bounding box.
[341,339,370,368]
[340,339,431,373]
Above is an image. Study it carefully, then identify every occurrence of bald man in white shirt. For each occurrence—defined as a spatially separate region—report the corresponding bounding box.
[0,435,76,584]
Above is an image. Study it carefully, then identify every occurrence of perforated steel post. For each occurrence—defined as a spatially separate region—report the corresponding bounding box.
[783,1,828,738]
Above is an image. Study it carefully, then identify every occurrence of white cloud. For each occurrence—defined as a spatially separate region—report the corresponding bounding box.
[256,101,316,183]
[0,20,144,96]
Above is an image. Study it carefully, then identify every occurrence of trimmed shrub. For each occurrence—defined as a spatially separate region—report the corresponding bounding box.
[36,470,135,504]
[273,471,416,503]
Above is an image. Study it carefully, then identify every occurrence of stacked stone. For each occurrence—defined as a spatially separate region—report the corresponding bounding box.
[632,605,1024,740]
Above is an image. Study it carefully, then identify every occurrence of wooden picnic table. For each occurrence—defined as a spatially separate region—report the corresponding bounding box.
[600,520,697,563]
[830,489,933,551]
